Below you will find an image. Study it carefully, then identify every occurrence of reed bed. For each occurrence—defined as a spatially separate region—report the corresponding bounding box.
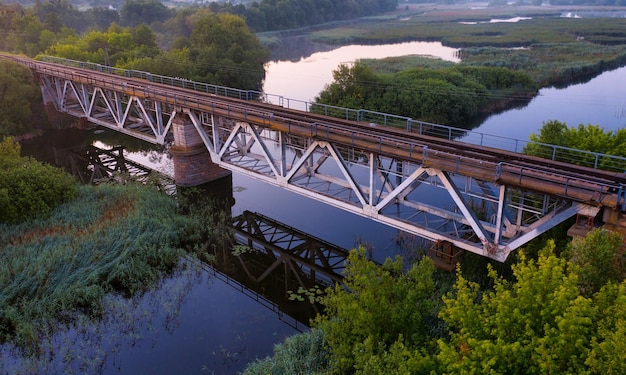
[0,184,197,351]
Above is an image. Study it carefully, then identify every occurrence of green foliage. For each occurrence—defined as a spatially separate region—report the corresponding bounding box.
[120,0,174,27]
[288,285,324,304]
[586,282,626,375]
[0,137,77,223]
[437,241,626,374]
[210,0,399,32]
[243,328,330,375]
[185,12,269,90]
[315,61,535,125]
[45,24,160,66]
[361,55,457,74]
[313,248,437,373]
[565,228,625,297]
[247,228,626,374]
[524,120,626,168]
[461,42,626,86]
[120,11,270,90]
[0,61,41,137]
[0,183,195,350]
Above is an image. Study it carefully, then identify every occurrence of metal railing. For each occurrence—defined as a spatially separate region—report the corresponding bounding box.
[30,54,626,174]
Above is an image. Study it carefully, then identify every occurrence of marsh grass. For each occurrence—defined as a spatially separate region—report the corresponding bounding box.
[0,183,197,352]
[309,10,626,89]
[360,55,457,73]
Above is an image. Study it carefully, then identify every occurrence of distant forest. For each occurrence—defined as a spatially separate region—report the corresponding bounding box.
[0,0,399,33]
[0,0,400,90]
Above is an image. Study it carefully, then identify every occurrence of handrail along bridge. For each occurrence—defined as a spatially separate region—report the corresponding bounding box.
[4,53,626,263]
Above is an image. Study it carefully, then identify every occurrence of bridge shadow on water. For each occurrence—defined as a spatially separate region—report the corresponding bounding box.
[179,175,352,330]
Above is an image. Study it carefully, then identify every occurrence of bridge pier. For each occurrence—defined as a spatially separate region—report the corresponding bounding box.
[170,111,231,186]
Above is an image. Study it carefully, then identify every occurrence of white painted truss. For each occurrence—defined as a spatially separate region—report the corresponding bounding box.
[184,110,595,262]
[39,73,600,262]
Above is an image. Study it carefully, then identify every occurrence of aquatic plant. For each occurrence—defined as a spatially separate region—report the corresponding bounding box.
[0,183,197,351]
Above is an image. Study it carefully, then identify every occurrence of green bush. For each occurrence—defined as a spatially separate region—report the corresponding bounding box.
[243,328,329,375]
[0,137,77,223]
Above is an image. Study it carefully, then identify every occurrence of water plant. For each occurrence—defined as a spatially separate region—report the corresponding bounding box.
[0,183,197,352]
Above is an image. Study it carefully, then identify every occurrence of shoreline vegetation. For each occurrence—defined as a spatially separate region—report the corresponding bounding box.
[0,183,201,352]
[271,4,626,126]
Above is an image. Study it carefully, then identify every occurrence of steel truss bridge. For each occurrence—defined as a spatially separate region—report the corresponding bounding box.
[5,54,626,262]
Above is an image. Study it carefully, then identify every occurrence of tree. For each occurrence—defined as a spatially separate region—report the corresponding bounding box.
[437,240,625,374]
[315,63,381,110]
[586,281,626,375]
[0,61,41,137]
[46,25,160,66]
[566,228,625,297]
[120,0,173,27]
[186,12,269,90]
[313,248,438,373]
[523,120,626,167]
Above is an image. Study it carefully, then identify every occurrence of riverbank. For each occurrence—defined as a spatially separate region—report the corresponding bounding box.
[266,3,626,86]
[263,4,626,126]
[0,184,196,352]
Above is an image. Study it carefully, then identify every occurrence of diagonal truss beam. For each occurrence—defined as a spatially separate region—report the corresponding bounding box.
[36,72,604,262]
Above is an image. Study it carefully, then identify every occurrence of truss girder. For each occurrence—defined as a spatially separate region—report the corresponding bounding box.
[42,75,171,144]
[187,117,584,261]
[37,72,594,262]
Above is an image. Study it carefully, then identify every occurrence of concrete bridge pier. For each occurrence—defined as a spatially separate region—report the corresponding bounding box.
[170,110,231,186]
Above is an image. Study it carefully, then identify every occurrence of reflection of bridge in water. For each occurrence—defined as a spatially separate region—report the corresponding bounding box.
[58,144,347,328]
[6,54,626,264]
[63,145,152,184]
[206,209,351,328]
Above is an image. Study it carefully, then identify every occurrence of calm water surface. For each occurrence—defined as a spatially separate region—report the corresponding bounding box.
[474,67,626,140]
[263,41,460,103]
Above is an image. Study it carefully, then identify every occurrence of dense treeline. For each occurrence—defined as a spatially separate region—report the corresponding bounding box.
[0,2,269,90]
[0,0,399,91]
[208,0,398,32]
[4,0,399,33]
[314,61,537,125]
[550,0,626,4]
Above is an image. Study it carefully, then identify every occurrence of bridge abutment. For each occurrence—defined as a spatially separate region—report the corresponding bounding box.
[170,112,231,186]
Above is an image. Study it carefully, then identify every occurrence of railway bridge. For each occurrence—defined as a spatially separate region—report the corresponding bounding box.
[4,54,626,263]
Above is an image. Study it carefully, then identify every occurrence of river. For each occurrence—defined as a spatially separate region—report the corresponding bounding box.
[4,40,626,375]
[263,40,626,135]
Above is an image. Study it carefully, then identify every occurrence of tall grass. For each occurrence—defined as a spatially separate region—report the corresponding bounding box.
[243,328,329,375]
[0,183,197,351]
